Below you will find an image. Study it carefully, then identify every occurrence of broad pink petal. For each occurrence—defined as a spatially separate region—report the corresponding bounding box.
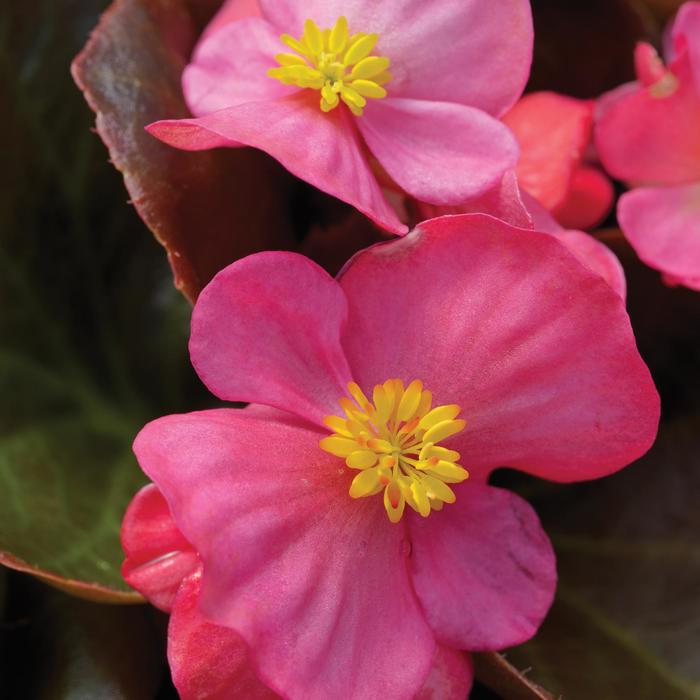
[168,571,278,700]
[121,484,198,612]
[134,409,435,700]
[553,165,615,231]
[339,214,659,481]
[147,94,406,234]
[595,55,700,185]
[408,484,556,650]
[503,91,593,211]
[259,0,533,115]
[183,18,296,116]
[673,1,700,94]
[522,192,626,300]
[359,97,519,205]
[618,182,700,285]
[415,170,533,230]
[190,252,352,426]
[415,647,473,700]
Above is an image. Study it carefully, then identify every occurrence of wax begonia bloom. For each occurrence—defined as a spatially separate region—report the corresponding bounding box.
[145,1,533,234]
[131,214,658,700]
[122,482,473,699]
[503,91,614,230]
[596,1,700,291]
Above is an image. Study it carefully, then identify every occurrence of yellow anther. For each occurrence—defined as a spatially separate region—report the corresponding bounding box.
[350,56,390,80]
[320,379,469,523]
[268,16,391,116]
[346,450,378,469]
[423,419,466,445]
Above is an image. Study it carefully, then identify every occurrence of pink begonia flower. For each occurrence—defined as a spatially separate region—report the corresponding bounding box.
[502,91,614,231]
[129,214,658,700]
[122,483,472,699]
[595,1,700,291]
[145,0,534,234]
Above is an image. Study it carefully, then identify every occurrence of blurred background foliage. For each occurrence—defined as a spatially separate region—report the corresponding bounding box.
[0,0,698,698]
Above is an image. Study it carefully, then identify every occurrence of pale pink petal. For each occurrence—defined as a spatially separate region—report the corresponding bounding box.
[553,165,615,231]
[358,97,519,205]
[147,95,406,233]
[522,191,626,300]
[121,484,199,612]
[134,408,435,700]
[595,54,700,185]
[503,91,593,211]
[183,18,296,116]
[618,182,700,286]
[415,646,473,700]
[414,170,533,230]
[672,1,700,94]
[168,571,278,700]
[259,0,533,115]
[200,0,262,42]
[408,484,556,650]
[339,214,659,482]
[190,252,352,426]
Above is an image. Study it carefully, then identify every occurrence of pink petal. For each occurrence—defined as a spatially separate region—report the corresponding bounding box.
[553,165,615,231]
[190,252,352,426]
[415,646,473,700]
[339,214,659,482]
[259,0,533,115]
[672,1,700,95]
[503,91,593,211]
[618,182,700,285]
[595,54,700,185]
[358,97,519,205]
[408,484,556,650]
[522,191,626,300]
[134,408,435,700]
[183,17,296,116]
[548,228,627,301]
[147,94,406,234]
[634,42,669,87]
[121,483,199,612]
[415,170,533,230]
[663,271,700,291]
[168,571,278,700]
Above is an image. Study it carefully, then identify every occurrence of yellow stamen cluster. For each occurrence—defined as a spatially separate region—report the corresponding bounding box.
[320,379,469,523]
[268,16,392,116]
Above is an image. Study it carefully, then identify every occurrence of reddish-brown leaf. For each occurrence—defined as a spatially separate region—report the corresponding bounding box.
[72,0,297,303]
[473,652,557,700]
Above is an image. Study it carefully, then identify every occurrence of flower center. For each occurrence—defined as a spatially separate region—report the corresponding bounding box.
[267,16,392,116]
[320,379,469,523]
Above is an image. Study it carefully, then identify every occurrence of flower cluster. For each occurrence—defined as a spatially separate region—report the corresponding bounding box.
[70,0,700,697]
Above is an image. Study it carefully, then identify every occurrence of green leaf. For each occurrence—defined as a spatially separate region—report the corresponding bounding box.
[0,0,206,598]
